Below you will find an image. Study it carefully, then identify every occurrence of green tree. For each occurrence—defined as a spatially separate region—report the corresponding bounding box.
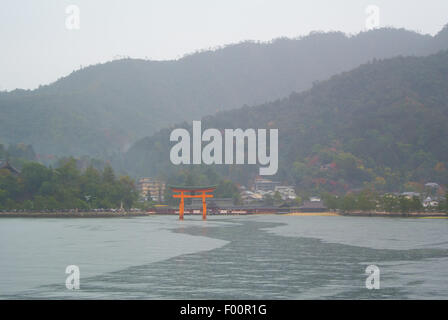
[342,194,357,212]
[21,162,52,195]
[321,192,339,210]
[273,191,282,205]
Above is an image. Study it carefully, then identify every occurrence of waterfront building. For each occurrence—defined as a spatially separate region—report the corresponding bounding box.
[137,178,166,202]
[240,190,263,204]
[274,186,297,200]
[298,197,328,212]
[423,196,440,208]
[190,198,234,208]
[253,178,280,192]
[401,192,421,199]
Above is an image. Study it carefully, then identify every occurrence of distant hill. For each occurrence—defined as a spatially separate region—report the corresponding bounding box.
[1,26,448,157]
[123,50,448,193]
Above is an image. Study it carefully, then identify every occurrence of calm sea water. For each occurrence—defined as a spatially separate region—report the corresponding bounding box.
[1,215,448,299]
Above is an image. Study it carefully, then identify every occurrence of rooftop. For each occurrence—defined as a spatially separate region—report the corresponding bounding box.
[299,200,327,210]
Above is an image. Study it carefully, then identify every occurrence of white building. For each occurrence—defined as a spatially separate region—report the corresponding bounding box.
[137,178,166,202]
[240,190,263,204]
[253,178,280,192]
[423,196,439,208]
[274,186,297,200]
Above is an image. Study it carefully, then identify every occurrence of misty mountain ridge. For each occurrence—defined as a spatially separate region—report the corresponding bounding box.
[1,25,447,157]
[123,49,448,193]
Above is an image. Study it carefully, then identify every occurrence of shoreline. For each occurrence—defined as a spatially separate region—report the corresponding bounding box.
[0,211,251,218]
[340,211,447,218]
[283,212,340,216]
[0,211,446,218]
[0,211,152,218]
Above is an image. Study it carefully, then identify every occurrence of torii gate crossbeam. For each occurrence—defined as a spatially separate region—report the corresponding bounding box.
[169,186,216,220]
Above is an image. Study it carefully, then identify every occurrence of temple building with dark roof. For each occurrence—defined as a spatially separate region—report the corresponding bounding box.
[298,198,328,212]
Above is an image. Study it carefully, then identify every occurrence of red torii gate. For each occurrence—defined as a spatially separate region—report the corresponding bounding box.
[169,185,216,220]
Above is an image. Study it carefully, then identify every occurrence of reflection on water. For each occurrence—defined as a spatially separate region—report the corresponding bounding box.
[1,215,448,299]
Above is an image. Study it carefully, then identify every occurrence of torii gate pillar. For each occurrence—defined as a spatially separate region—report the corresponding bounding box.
[169,186,216,221]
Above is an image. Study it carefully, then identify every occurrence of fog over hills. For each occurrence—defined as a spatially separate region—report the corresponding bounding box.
[1,25,447,157]
[124,49,448,192]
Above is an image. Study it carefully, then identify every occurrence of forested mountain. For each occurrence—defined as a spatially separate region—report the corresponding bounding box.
[1,26,448,157]
[123,50,448,194]
[0,142,36,168]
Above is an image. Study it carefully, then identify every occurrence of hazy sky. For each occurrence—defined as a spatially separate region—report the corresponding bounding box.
[1,0,447,91]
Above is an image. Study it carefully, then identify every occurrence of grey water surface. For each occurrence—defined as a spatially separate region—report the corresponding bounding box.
[1,215,447,299]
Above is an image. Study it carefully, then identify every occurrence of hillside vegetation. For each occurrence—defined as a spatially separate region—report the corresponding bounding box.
[1,26,447,157]
[123,50,448,194]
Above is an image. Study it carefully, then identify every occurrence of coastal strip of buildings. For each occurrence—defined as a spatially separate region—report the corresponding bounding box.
[136,177,329,214]
[136,177,445,215]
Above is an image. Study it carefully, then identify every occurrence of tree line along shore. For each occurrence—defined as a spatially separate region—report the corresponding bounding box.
[0,209,446,218]
[1,157,447,218]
